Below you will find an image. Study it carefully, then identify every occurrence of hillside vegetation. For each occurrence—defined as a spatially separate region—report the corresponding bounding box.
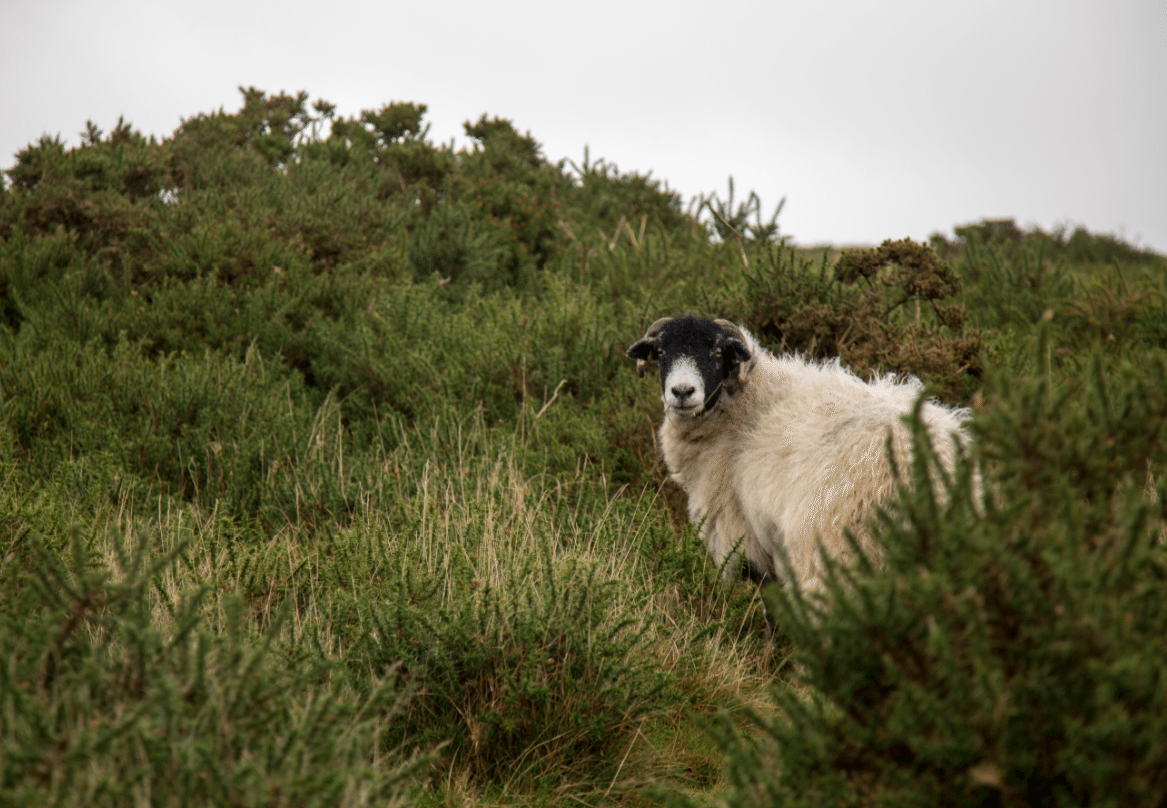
[2,88,1166,807]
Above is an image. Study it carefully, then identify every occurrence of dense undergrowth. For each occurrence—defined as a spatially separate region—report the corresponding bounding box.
[2,88,1165,806]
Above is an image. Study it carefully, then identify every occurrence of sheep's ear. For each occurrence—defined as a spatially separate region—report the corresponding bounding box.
[626,338,658,378]
[627,317,671,378]
[713,320,752,376]
[721,338,752,384]
[722,338,751,365]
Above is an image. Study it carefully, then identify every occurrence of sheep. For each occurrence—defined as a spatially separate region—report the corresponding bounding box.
[626,315,971,593]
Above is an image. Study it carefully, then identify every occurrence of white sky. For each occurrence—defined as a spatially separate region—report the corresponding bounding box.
[4,0,1165,251]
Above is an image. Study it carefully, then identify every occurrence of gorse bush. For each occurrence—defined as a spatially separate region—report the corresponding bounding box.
[3,87,1166,805]
[0,334,333,522]
[0,523,428,807]
[935,217,1164,269]
[350,552,669,790]
[934,218,1167,347]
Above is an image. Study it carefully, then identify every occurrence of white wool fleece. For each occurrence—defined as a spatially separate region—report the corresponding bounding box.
[657,326,971,592]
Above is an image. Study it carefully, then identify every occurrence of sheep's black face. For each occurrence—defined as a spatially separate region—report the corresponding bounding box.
[626,316,751,416]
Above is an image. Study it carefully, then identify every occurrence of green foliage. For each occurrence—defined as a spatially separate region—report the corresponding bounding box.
[696,176,785,244]
[348,551,669,791]
[707,342,1167,807]
[0,335,327,520]
[933,220,1167,365]
[4,88,1166,806]
[936,218,1164,270]
[949,229,1077,331]
[170,86,319,172]
[306,275,634,427]
[1058,264,1167,351]
[0,523,428,807]
[559,147,691,243]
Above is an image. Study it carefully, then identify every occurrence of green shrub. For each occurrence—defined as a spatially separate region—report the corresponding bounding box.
[0,526,429,807]
[935,218,1166,340]
[0,335,330,521]
[955,234,1075,330]
[1058,266,1167,351]
[557,148,691,244]
[306,273,635,426]
[348,553,670,793]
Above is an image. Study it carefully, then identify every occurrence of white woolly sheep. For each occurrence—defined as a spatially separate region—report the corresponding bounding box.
[626,315,971,593]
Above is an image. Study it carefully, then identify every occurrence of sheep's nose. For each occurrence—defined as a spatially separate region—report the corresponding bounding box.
[671,384,696,401]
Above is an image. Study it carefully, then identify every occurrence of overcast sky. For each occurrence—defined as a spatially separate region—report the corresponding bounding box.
[4,0,1165,251]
